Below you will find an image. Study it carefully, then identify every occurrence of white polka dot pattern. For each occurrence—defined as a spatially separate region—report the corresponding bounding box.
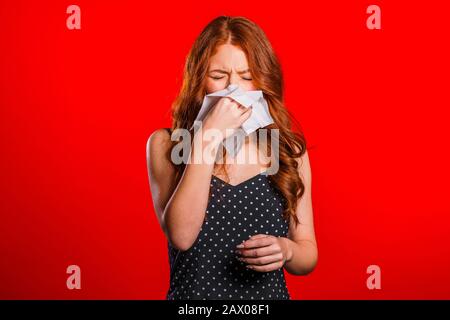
[166,173,291,300]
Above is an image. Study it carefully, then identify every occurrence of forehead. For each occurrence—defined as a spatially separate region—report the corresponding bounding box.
[209,44,249,71]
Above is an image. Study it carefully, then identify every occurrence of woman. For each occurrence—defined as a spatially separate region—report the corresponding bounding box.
[146,16,318,300]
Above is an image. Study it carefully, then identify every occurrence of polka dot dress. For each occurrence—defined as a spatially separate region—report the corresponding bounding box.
[166,171,291,300]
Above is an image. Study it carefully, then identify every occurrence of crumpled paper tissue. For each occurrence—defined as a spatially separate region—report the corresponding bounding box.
[190,84,274,157]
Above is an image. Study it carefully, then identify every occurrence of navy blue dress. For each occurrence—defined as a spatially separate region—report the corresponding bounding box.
[164,141,292,300]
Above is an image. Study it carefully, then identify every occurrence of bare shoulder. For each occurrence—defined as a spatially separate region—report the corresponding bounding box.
[147,128,171,154]
[146,128,175,178]
[146,128,172,161]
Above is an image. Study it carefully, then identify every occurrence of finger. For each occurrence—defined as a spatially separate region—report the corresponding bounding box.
[249,234,270,240]
[236,102,246,109]
[233,103,248,114]
[246,261,285,272]
[230,102,246,115]
[241,252,283,266]
[242,253,283,266]
[240,252,283,266]
[225,98,241,108]
[238,107,252,122]
[228,100,241,107]
[236,236,276,249]
[240,105,252,113]
[235,234,267,251]
[237,243,280,258]
[249,234,269,239]
[222,96,235,104]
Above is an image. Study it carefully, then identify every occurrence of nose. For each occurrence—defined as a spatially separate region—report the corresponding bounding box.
[228,72,240,87]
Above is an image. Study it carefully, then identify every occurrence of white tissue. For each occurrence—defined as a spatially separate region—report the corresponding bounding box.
[190,84,274,157]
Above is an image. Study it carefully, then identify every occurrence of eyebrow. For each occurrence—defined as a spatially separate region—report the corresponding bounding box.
[209,68,251,75]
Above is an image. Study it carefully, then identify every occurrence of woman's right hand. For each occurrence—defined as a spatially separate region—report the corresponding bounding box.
[201,97,253,141]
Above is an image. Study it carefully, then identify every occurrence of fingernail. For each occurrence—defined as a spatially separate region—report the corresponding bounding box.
[236,243,244,248]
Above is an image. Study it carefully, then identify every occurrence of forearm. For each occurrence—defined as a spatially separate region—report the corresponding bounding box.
[281,237,318,276]
[164,131,221,251]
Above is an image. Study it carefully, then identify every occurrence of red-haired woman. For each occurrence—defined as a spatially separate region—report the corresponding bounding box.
[147,16,317,300]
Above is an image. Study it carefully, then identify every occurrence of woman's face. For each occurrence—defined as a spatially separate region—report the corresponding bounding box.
[205,44,256,94]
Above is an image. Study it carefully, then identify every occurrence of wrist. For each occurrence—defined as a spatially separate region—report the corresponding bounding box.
[194,127,223,148]
[191,131,221,165]
[281,237,294,263]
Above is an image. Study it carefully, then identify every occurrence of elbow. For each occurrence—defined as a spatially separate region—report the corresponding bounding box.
[304,248,319,275]
[299,249,319,275]
[287,259,318,276]
[167,234,196,252]
[163,212,197,252]
[301,258,318,276]
[286,247,319,276]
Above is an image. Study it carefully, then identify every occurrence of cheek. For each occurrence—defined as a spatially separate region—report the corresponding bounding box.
[205,79,226,94]
[240,80,257,91]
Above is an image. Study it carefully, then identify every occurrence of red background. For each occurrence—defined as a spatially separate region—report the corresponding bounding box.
[1,0,449,299]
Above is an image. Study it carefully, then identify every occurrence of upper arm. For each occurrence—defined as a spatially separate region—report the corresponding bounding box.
[146,128,177,234]
[287,148,317,247]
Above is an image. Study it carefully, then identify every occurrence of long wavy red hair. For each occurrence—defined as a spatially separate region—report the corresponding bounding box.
[167,16,307,227]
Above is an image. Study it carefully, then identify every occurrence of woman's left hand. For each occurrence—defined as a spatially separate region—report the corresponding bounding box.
[235,234,292,272]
